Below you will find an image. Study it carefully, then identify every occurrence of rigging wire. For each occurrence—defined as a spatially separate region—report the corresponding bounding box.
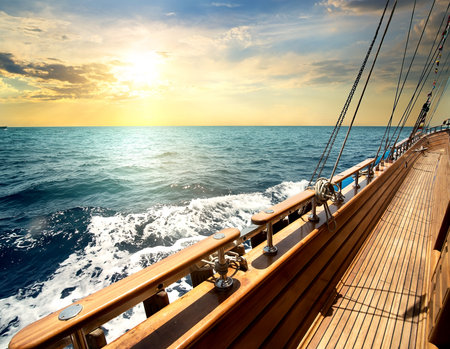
[329,0,398,181]
[395,44,440,141]
[427,77,449,126]
[308,0,391,186]
[425,52,450,127]
[385,0,443,152]
[386,1,447,154]
[408,15,450,137]
[373,0,417,166]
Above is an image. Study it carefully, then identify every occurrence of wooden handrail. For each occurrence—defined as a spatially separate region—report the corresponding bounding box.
[251,157,375,227]
[251,190,315,226]
[9,228,240,349]
[331,158,375,185]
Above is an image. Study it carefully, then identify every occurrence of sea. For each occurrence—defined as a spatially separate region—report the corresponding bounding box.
[0,126,411,346]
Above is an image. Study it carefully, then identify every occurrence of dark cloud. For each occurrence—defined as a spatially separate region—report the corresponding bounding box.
[307,59,356,84]
[0,52,116,83]
[0,52,117,100]
[0,52,27,75]
[28,63,88,83]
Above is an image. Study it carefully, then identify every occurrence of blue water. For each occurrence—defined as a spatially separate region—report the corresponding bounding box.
[0,126,411,345]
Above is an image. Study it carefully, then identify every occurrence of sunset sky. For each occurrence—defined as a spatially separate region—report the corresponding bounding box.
[0,0,449,126]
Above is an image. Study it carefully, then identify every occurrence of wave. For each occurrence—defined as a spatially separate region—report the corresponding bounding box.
[0,180,307,347]
[155,151,179,158]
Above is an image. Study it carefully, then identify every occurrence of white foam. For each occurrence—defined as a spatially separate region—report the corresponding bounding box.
[0,180,308,347]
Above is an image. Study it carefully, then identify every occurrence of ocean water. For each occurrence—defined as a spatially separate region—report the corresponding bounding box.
[0,126,411,346]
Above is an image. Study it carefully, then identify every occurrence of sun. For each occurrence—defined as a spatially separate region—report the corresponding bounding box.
[114,51,165,96]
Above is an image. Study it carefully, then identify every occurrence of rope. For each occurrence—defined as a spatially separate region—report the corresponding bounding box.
[308,0,392,186]
[373,0,417,165]
[386,0,446,154]
[329,0,398,181]
[314,178,337,232]
[426,53,450,127]
[385,0,445,157]
[409,13,450,138]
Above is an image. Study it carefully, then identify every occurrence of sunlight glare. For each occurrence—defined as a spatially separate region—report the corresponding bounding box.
[115,51,165,95]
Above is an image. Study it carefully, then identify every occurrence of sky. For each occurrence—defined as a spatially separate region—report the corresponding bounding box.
[0,0,449,126]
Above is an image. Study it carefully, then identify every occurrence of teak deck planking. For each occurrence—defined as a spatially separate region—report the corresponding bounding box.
[299,137,447,348]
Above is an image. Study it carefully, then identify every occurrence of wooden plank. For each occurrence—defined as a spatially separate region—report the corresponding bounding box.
[292,157,414,349]
[186,161,402,349]
[342,176,422,348]
[429,228,450,346]
[389,160,432,349]
[302,132,448,347]
[256,152,414,349]
[342,154,434,345]
[213,145,419,349]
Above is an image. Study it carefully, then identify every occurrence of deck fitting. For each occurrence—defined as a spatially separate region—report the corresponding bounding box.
[58,304,83,321]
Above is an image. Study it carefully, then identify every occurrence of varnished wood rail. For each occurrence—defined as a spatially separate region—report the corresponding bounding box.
[252,190,315,226]
[9,228,240,349]
[330,158,375,188]
[251,157,375,255]
[391,125,449,160]
[250,158,376,255]
[252,158,375,228]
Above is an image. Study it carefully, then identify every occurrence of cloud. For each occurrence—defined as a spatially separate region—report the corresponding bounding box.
[318,0,430,14]
[0,52,114,84]
[306,59,356,84]
[0,52,27,74]
[211,2,241,8]
[220,26,252,48]
[0,52,120,101]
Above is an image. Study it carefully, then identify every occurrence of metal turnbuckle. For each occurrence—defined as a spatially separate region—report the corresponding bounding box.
[201,247,248,291]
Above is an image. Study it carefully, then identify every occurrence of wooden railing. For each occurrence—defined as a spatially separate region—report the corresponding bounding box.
[391,124,450,160]
[250,157,375,255]
[9,126,448,349]
[9,228,240,349]
[331,157,375,189]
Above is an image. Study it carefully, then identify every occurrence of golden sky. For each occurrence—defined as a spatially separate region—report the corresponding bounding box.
[0,0,449,126]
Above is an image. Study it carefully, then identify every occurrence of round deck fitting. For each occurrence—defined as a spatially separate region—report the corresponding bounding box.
[213,233,225,240]
[215,276,233,290]
[263,245,278,255]
[58,304,83,321]
[264,209,275,214]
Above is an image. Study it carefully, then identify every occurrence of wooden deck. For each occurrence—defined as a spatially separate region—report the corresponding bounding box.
[300,149,444,348]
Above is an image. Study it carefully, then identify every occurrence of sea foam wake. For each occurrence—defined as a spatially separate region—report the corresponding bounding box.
[0,180,307,346]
